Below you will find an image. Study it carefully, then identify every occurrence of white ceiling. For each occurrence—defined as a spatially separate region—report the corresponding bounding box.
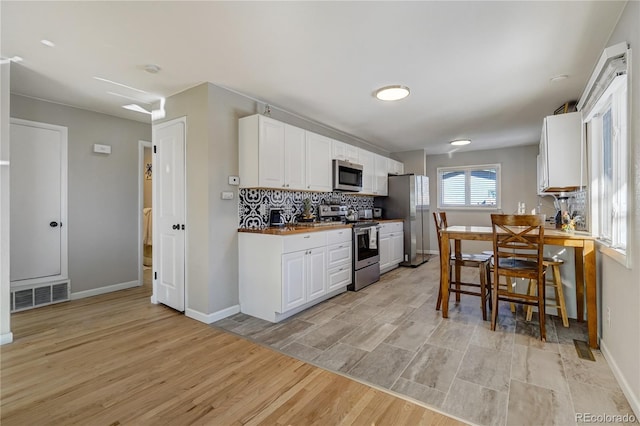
[1,1,627,155]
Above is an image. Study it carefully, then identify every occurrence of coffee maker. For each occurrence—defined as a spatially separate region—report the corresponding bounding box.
[269,208,284,227]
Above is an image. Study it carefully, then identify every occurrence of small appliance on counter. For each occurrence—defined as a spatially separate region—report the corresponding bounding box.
[269,208,284,227]
[373,208,382,218]
[358,209,373,220]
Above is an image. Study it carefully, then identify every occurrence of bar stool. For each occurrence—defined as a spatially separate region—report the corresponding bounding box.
[526,258,569,328]
[434,212,492,320]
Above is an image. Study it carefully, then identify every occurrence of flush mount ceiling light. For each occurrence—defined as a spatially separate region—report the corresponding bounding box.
[144,64,161,74]
[450,139,471,146]
[375,85,410,101]
[550,74,569,82]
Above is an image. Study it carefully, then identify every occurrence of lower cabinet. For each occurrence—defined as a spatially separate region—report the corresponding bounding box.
[239,228,352,322]
[379,221,404,274]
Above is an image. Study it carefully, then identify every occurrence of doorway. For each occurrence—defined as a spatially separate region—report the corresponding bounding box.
[138,140,152,293]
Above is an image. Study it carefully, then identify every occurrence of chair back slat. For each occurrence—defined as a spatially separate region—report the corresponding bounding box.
[433,211,448,256]
[491,214,545,278]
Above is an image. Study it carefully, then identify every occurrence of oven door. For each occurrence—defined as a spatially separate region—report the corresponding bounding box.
[354,226,380,270]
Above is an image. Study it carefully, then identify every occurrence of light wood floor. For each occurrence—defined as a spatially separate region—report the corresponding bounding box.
[1,283,464,425]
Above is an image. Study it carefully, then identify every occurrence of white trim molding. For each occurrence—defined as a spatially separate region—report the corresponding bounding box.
[70,280,139,300]
[0,332,13,345]
[185,305,240,324]
[601,340,640,418]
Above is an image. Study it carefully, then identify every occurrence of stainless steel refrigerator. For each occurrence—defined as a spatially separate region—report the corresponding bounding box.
[383,174,430,266]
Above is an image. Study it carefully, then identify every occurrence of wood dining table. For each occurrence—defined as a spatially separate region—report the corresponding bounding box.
[439,225,598,348]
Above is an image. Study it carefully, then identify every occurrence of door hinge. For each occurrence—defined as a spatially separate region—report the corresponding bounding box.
[154,272,157,280]
[153,145,157,154]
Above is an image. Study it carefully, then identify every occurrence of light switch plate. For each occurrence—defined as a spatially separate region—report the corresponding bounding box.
[93,143,111,154]
[221,191,234,200]
[228,176,240,185]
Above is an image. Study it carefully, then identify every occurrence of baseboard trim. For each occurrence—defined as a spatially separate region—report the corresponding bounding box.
[0,332,14,345]
[600,340,640,418]
[186,304,240,324]
[70,280,140,300]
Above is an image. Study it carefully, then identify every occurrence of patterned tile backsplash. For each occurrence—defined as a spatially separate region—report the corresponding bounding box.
[238,189,373,228]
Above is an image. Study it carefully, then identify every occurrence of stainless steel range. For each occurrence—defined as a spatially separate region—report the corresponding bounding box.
[349,220,380,291]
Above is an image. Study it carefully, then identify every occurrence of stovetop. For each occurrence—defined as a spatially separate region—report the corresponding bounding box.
[349,220,379,227]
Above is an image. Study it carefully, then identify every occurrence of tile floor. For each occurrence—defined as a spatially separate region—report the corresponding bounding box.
[213,257,636,426]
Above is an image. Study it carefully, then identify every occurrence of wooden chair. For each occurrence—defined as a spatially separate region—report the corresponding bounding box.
[434,211,492,320]
[526,258,569,327]
[490,214,547,340]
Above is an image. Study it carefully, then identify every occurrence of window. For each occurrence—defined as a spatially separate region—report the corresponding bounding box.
[437,164,500,209]
[580,42,629,266]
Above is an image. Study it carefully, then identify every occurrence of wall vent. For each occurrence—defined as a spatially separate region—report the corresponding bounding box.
[10,281,70,312]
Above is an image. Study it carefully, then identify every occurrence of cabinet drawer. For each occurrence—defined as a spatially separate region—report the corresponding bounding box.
[328,264,351,290]
[327,228,352,245]
[283,232,326,253]
[327,242,352,268]
[380,222,403,235]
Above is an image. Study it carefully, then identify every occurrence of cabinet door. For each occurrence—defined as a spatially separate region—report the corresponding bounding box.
[358,149,375,194]
[344,144,359,163]
[332,140,346,160]
[258,117,285,188]
[379,235,391,271]
[391,233,404,265]
[306,247,327,302]
[374,154,388,196]
[284,124,306,190]
[305,132,332,191]
[282,251,306,311]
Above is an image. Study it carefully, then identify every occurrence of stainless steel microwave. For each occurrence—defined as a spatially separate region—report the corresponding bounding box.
[333,159,363,192]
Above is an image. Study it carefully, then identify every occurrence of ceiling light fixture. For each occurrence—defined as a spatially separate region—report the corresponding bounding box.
[450,139,471,146]
[550,74,569,82]
[123,104,152,115]
[375,85,410,101]
[144,64,161,74]
[40,39,55,47]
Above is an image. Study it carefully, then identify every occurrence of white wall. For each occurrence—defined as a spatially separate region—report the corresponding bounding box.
[597,0,640,417]
[10,95,151,296]
[0,59,12,344]
[425,144,544,252]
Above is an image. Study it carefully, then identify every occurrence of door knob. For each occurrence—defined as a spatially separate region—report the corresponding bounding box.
[49,221,59,228]
[172,224,179,230]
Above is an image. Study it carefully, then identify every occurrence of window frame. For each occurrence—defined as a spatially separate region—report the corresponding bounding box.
[586,73,630,267]
[436,163,501,210]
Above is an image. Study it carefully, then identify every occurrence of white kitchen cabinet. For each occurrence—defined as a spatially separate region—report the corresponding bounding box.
[326,231,352,291]
[305,132,333,192]
[374,154,389,196]
[284,124,306,190]
[239,115,307,190]
[388,159,404,176]
[282,250,307,311]
[379,221,404,274]
[538,112,584,193]
[239,228,351,322]
[358,149,375,194]
[306,247,327,302]
[332,140,359,163]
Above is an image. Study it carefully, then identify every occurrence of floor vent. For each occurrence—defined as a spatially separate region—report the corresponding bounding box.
[10,282,70,312]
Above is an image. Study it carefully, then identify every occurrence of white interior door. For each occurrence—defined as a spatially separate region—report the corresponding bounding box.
[10,119,67,283]
[153,118,185,312]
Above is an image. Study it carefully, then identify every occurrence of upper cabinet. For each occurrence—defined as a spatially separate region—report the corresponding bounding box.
[332,140,359,163]
[538,112,584,193]
[239,114,402,194]
[388,159,404,176]
[305,132,332,192]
